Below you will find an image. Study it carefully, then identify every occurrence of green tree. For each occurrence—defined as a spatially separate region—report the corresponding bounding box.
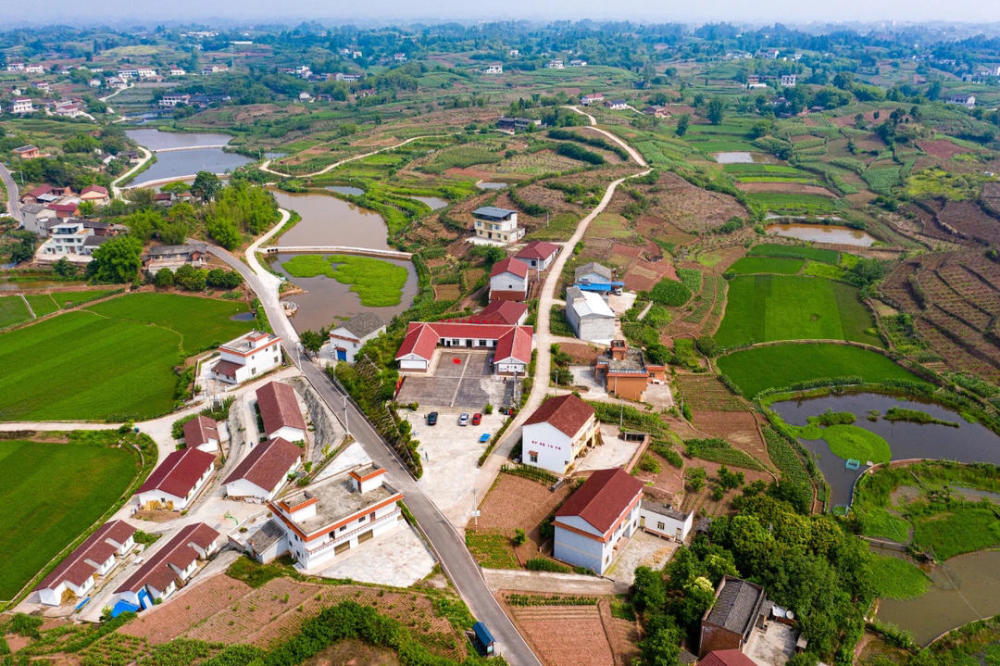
[191,171,221,201]
[53,256,77,277]
[706,98,725,125]
[87,235,143,283]
[154,268,175,288]
[206,217,241,249]
[675,114,690,137]
[300,329,325,353]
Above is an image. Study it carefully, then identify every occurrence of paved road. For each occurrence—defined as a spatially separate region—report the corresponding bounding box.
[110,146,153,198]
[0,162,22,224]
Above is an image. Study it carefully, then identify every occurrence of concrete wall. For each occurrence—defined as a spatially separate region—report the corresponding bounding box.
[553,524,604,573]
[577,315,615,342]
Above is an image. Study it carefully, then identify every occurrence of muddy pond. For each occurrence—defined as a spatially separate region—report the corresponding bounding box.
[771,392,1000,507]
[765,223,876,247]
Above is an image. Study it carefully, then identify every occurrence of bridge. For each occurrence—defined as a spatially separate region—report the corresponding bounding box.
[151,144,229,153]
[265,245,413,260]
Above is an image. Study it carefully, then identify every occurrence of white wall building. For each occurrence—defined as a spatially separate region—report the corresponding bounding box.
[134,447,215,511]
[328,312,385,363]
[223,437,301,502]
[473,206,524,244]
[11,98,33,114]
[210,331,282,385]
[488,257,530,302]
[521,394,599,475]
[255,381,307,443]
[640,501,694,542]
[112,523,219,608]
[35,521,135,606]
[565,286,615,343]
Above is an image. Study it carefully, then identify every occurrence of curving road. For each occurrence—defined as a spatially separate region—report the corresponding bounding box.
[260,135,435,178]
[0,162,22,224]
[564,105,649,166]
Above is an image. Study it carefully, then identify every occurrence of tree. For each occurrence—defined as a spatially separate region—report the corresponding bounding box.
[53,256,77,278]
[174,264,207,291]
[76,200,97,218]
[300,329,325,353]
[8,232,36,264]
[87,236,143,283]
[706,98,725,125]
[675,113,690,137]
[206,217,241,249]
[154,268,175,288]
[191,171,221,201]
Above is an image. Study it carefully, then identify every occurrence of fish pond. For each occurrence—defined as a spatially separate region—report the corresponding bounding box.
[766,223,876,247]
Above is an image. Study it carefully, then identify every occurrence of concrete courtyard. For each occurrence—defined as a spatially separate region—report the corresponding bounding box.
[396,350,511,409]
[574,424,644,473]
[316,522,437,587]
[605,531,679,585]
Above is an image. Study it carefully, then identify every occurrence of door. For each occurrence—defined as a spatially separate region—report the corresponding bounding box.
[358,529,374,543]
[336,348,347,361]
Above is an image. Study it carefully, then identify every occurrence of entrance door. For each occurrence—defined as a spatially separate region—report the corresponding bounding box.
[336,348,347,361]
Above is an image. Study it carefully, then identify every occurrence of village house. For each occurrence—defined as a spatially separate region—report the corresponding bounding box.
[53,100,83,118]
[12,144,40,159]
[223,437,302,502]
[182,415,220,453]
[32,81,51,93]
[642,105,670,118]
[79,185,110,206]
[134,447,216,511]
[47,201,81,219]
[20,203,57,235]
[640,501,694,542]
[565,285,615,343]
[496,116,538,133]
[6,62,24,72]
[605,99,628,110]
[159,94,191,108]
[553,467,644,573]
[579,92,604,106]
[522,394,600,474]
[699,577,771,658]
[35,520,136,606]
[574,262,620,293]
[266,464,404,570]
[488,257,530,302]
[698,651,757,666]
[11,98,34,114]
[595,340,666,402]
[395,320,533,375]
[169,67,186,76]
[472,206,525,244]
[948,94,976,108]
[255,381,307,443]
[569,59,587,67]
[327,312,385,363]
[334,72,362,82]
[112,523,220,610]
[142,243,208,273]
[24,64,44,74]
[394,53,408,63]
[483,63,503,74]
[547,59,565,69]
[514,240,559,271]
[780,74,797,87]
[443,300,529,326]
[39,218,100,259]
[210,330,282,385]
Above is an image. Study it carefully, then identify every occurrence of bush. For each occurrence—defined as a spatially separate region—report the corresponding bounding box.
[525,557,571,572]
[650,278,692,306]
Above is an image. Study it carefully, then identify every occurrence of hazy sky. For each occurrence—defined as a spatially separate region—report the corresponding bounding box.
[1,0,998,25]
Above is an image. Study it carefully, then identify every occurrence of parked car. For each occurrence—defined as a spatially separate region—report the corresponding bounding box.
[478,433,491,443]
[471,412,482,426]
[458,413,470,426]
[426,412,438,426]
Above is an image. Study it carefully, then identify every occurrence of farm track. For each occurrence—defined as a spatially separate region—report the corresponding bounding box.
[260,135,436,178]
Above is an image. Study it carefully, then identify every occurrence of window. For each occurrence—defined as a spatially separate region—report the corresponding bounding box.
[339,526,346,532]
[359,514,367,523]
[529,451,538,464]
[657,521,665,531]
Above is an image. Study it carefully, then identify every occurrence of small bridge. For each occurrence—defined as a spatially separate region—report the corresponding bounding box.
[265,245,413,260]
[151,144,229,153]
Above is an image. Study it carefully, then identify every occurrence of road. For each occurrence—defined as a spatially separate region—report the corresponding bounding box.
[260,135,435,178]
[564,105,649,166]
[0,162,22,224]
[110,146,153,198]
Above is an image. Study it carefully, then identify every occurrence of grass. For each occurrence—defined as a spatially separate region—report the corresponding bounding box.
[464,530,519,569]
[0,296,31,329]
[225,557,288,589]
[714,275,881,348]
[50,290,117,308]
[0,293,252,421]
[748,243,840,264]
[762,425,810,488]
[0,437,138,600]
[745,192,840,215]
[24,294,58,317]
[913,506,1000,560]
[801,261,846,280]
[726,256,804,275]
[717,343,926,398]
[282,254,408,307]
[817,424,891,464]
[683,437,765,471]
[871,555,931,600]
[677,268,702,293]
[588,213,633,239]
[858,507,911,542]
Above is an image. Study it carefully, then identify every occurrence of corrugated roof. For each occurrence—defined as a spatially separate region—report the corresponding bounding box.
[555,468,643,534]
[138,448,215,499]
[567,286,614,318]
[256,382,306,437]
[224,437,301,493]
[473,206,516,220]
[575,262,613,281]
[524,394,594,437]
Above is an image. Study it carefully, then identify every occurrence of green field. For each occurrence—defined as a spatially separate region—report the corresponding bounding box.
[50,289,117,308]
[0,295,31,328]
[283,254,409,307]
[748,243,840,264]
[746,192,840,215]
[0,437,138,600]
[718,343,925,397]
[0,293,251,421]
[913,506,1000,561]
[714,275,881,348]
[726,256,804,275]
[871,555,931,600]
[815,424,891,463]
[24,293,59,317]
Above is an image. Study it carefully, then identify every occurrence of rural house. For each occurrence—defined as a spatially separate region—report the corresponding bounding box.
[20,203,57,235]
[142,244,208,273]
[266,464,404,570]
[496,116,538,133]
[111,523,220,610]
[79,185,110,206]
[605,99,628,110]
[445,300,528,326]
[553,467,644,574]
[255,381,307,442]
[594,340,666,402]
[327,312,385,363]
[699,577,771,658]
[223,437,302,502]
[574,262,620,293]
[514,240,559,271]
[12,144,40,159]
[210,331,282,385]
[697,650,757,666]
[565,285,615,343]
[580,93,604,106]
[472,206,525,244]
[135,447,215,511]
[780,74,797,87]
[488,257,530,302]
[395,320,533,375]
[182,415,220,453]
[522,394,600,474]
[640,501,694,542]
[35,520,135,606]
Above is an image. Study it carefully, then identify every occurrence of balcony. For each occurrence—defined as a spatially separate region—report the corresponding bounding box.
[303,508,401,559]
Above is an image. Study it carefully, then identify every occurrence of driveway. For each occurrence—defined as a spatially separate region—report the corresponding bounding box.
[314,522,436,587]
[397,350,507,409]
[604,531,678,586]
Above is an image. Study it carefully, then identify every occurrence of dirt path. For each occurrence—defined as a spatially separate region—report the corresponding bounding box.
[260,135,436,178]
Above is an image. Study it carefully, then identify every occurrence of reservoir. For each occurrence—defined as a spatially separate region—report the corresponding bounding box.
[270,191,390,249]
[766,223,876,247]
[125,129,253,185]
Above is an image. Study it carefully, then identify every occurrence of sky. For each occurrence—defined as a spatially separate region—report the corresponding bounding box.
[1,0,999,25]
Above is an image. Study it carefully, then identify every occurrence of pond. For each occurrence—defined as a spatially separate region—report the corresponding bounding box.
[125,129,236,150]
[412,196,448,210]
[766,223,876,248]
[714,152,754,164]
[772,393,1000,507]
[476,181,508,190]
[271,254,417,334]
[325,185,365,196]
[877,549,1000,645]
[270,190,390,250]
[125,129,254,185]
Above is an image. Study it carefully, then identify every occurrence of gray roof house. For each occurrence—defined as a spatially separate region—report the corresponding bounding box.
[328,312,386,363]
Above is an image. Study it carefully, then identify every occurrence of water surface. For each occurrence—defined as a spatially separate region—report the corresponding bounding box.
[714,152,754,164]
[413,196,448,210]
[125,129,235,150]
[766,223,875,247]
[270,191,389,249]
[325,185,365,196]
[476,181,508,190]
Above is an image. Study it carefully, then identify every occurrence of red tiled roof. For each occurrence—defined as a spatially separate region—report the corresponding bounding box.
[698,650,757,666]
[395,321,534,362]
[115,523,218,594]
[555,468,643,534]
[36,520,135,591]
[446,300,527,326]
[524,394,594,437]
[81,185,108,196]
[26,184,53,198]
[211,359,240,378]
[490,257,529,279]
[138,448,215,499]
[494,326,533,365]
[47,203,78,213]
[224,437,301,493]
[488,289,526,302]
[515,241,559,261]
[183,415,218,449]
[256,382,306,436]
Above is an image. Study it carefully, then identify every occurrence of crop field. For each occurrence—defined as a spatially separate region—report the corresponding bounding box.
[871,555,931,600]
[748,243,840,264]
[0,295,30,328]
[0,436,138,600]
[714,275,881,348]
[717,343,925,397]
[50,289,117,308]
[0,293,251,421]
[24,293,59,317]
[745,191,841,215]
[725,256,804,275]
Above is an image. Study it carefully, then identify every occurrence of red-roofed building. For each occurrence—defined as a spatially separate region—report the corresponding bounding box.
[183,415,220,452]
[112,522,219,608]
[80,184,110,206]
[395,321,533,374]
[448,300,528,326]
[514,241,560,271]
[255,381,307,442]
[553,468,644,573]
[521,394,599,474]
[135,448,215,511]
[35,520,135,606]
[698,651,756,666]
[224,437,302,501]
[488,257,530,302]
[47,201,80,218]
